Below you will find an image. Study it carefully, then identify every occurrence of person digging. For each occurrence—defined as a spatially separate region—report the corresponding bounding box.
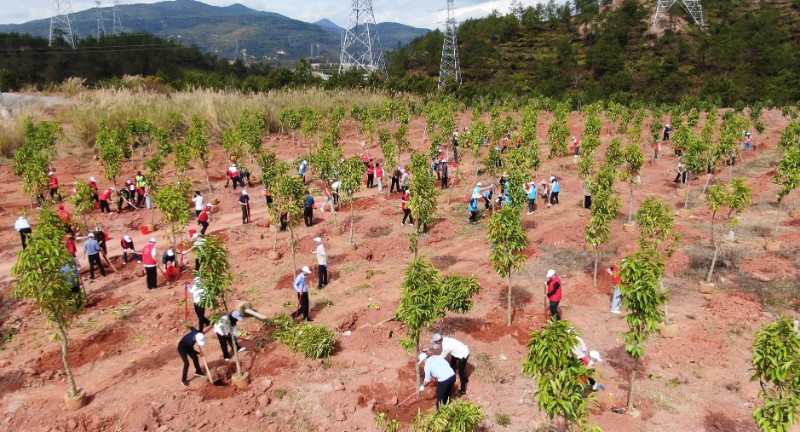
[177,327,207,387]
[417,352,456,411]
[430,333,470,395]
[290,266,313,321]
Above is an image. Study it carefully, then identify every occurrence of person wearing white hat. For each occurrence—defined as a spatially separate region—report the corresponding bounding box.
[431,333,470,395]
[545,269,562,320]
[440,158,449,190]
[14,215,32,250]
[401,189,413,226]
[663,124,672,141]
[290,266,313,321]
[83,232,106,280]
[198,204,212,235]
[417,352,456,411]
[608,261,624,314]
[214,311,246,361]
[390,166,402,193]
[239,189,251,224]
[525,180,538,215]
[162,249,179,282]
[312,237,328,289]
[549,176,560,206]
[177,327,207,387]
[400,168,410,191]
[192,191,204,217]
[572,136,581,156]
[120,234,140,265]
[468,193,480,223]
[186,277,211,331]
[298,159,308,182]
[142,238,159,289]
[48,169,61,201]
[88,176,99,203]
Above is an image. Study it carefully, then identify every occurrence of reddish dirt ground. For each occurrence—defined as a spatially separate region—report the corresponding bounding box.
[0,104,798,432]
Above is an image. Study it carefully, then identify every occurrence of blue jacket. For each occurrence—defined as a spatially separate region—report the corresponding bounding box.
[528,185,537,199]
[298,162,308,175]
[551,180,560,193]
[469,198,478,212]
[304,195,314,208]
[293,273,308,293]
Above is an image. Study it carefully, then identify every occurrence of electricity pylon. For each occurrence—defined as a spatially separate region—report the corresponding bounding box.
[112,0,123,35]
[339,0,385,75]
[95,1,106,38]
[50,0,76,48]
[438,0,461,88]
[652,0,705,28]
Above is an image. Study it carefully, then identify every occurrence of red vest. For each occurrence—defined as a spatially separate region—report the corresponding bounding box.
[611,267,622,285]
[49,176,59,189]
[142,244,156,266]
[547,275,562,301]
[198,209,209,222]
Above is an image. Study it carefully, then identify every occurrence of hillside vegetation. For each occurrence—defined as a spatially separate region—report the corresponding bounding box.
[387,0,800,104]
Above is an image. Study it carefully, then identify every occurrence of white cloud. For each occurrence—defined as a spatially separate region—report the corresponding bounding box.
[0,0,536,30]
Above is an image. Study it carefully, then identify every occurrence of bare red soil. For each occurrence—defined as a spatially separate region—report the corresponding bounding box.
[0,106,798,432]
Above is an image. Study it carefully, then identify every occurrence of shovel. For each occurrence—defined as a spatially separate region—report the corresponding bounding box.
[201,356,224,386]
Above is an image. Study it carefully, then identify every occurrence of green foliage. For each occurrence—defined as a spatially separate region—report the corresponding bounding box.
[488,205,528,326]
[272,170,307,229]
[635,196,679,255]
[412,400,485,432]
[70,180,96,227]
[13,121,62,198]
[380,134,397,177]
[439,275,482,314]
[196,235,233,311]
[279,108,301,132]
[184,115,211,167]
[339,157,366,242]
[547,104,570,158]
[223,109,267,163]
[778,122,800,152]
[96,121,126,183]
[621,143,645,223]
[523,319,600,431]
[11,207,81,396]
[775,147,800,203]
[272,314,337,359]
[751,318,800,432]
[152,180,193,246]
[619,250,668,361]
[258,151,284,188]
[311,140,343,183]
[409,151,440,232]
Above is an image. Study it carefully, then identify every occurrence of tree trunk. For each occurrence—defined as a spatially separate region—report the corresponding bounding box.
[683,178,691,209]
[272,225,279,252]
[414,334,421,390]
[203,165,215,199]
[628,184,635,224]
[289,227,297,276]
[57,321,79,397]
[773,200,782,240]
[506,273,513,326]
[349,199,355,244]
[701,173,713,195]
[593,248,599,288]
[706,212,717,283]
[626,359,639,411]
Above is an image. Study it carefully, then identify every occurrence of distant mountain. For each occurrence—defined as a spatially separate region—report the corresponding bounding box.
[0,0,429,62]
[314,18,343,31]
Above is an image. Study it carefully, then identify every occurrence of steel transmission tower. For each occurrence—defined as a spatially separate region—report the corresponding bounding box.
[438,0,461,88]
[652,0,705,28]
[50,0,76,48]
[112,0,123,35]
[95,1,106,38]
[339,0,384,75]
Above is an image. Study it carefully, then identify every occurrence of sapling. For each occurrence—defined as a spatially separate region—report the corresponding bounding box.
[751,318,800,432]
[488,205,528,326]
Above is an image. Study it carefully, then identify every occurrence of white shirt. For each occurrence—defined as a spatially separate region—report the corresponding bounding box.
[331,180,341,191]
[15,218,31,231]
[438,337,469,359]
[423,356,455,385]
[315,243,327,265]
[188,283,206,305]
[571,336,588,360]
[193,195,204,211]
[214,315,238,337]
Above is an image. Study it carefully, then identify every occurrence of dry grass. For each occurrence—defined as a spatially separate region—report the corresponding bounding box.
[57,87,403,149]
[0,105,52,156]
[737,275,800,313]
[684,244,744,279]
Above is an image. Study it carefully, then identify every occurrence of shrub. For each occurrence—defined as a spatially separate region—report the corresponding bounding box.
[272,314,337,359]
[413,400,485,431]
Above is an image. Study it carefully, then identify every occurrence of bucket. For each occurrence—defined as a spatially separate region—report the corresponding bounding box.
[141,226,149,235]
[188,229,197,239]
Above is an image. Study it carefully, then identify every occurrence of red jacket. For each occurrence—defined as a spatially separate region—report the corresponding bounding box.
[547,275,562,302]
[376,167,384,178]
[401,196,410,211]
[65,238,77,257]
[611,266,622,285]
[89,181,98,191]
[49,175,59,189]
[198,209,210,223]
[142,244,156,266]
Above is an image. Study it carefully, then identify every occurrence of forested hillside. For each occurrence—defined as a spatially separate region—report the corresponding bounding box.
[386,0,800,104]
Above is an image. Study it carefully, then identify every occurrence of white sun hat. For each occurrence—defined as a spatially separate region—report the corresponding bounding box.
[546,269,556,278]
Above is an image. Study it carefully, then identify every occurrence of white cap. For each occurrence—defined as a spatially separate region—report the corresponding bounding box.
[550,176,555,181]
[49,171,55,175]
[88,233,94,238]
[417,352,428,365]
[301,266,312,274]
[313,237,322,243]
[18,216,25,220]
[111,187,116,191]
[546,269,556,278]
[589,350,603,362]
[302,160,307,164]
[476,182,482,187]
[231,311,242,320]
[206,203,212,207]
[195,333,206,346]
[242,190,248,195]
[124,235,132,242]
[192,233,200,239]
[193,276,201,283]
[167,249,175,257]
[400,169,406,173]
[442,158,447,163]
[431,333,442,343]
[149,238,157,243]
[90,176,96,182]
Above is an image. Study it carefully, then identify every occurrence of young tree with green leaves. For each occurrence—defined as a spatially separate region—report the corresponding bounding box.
[279,108,300,145]
[184,116,214,197]
[152,180,193,250]
[586,164,621,287]
[619,249,668,414]
[396,256,481,389]
[70,180,96,232]
[379,131,397,195]
[272,171,307,273]
[12,207,85,406]
[620,143,645,225]
[96,122,127,191]
[705,178,753,283]
[195,235,249,385]
[523,319,602,432]
[547,104,570,159]
[773,128,800,241]
[751,318,800,432]
[413,400,485,431]
[338,157,365,244]
[409,152,440,234]
[488,205,529,326]
[13,121,62,205]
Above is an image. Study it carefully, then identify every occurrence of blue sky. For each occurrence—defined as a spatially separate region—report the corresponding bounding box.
[0,0,527,30]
